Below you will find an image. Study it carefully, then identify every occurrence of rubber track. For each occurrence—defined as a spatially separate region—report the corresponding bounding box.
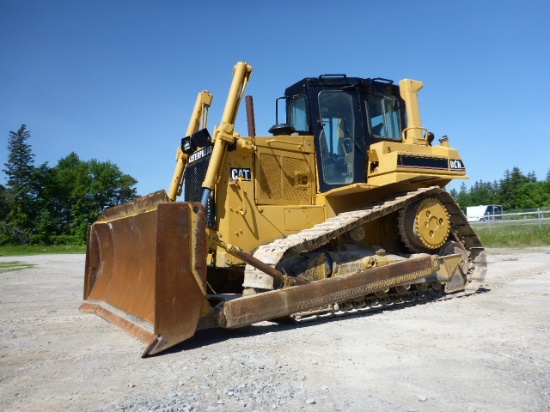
[245,186,487,295]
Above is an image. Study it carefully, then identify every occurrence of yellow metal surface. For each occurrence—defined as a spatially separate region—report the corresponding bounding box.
[399,79,426,144]
[211,133,324,266]
[367,140,467,185]
[215,202,325,267]
[414,197,451,249]
[168,91,213,201]
[254,137,316,206]
[201,62,253,192]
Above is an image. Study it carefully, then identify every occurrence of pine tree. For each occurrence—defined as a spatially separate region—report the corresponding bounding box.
[499,167,529,210]
[453,182,471,208]
[2,125,37,243]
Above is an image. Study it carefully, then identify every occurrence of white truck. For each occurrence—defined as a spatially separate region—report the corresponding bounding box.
[466,205,503,222]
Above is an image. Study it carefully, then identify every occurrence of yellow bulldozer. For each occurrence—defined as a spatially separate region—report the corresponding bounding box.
[80,62,486,357]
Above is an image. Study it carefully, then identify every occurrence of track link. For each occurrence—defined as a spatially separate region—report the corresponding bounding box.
[290,283,447,323]
[244,186,487,300]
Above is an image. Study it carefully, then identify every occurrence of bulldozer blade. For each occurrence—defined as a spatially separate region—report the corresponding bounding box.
[80,191,208,357]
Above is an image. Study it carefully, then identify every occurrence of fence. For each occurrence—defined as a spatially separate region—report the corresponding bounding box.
[468,208,550,233]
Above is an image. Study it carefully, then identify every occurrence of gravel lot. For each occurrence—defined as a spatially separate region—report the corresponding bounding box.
[1,248,549,411]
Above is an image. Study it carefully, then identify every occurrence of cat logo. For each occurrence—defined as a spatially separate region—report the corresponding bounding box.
[230,168,252,181]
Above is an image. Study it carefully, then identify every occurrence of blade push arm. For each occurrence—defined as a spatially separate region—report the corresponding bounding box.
[200,62,253,206]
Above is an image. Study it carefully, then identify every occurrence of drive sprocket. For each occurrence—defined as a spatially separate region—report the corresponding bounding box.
[399,197,451,252]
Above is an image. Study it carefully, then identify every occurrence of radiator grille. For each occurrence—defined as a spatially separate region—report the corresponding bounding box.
[257,153,311,204]
[183,148,215,227]
[183,158,209,203]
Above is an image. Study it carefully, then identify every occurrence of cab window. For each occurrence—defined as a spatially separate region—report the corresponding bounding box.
[287,96,308,133]
[367,95,402,141]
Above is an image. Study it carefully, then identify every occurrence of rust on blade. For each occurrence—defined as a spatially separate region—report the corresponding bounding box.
[221,255,435,329]
[146,202,209,356]
[97,190,170,221]
[80,192,209,357]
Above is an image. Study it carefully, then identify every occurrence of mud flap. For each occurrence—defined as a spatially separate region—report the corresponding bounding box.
[79,191,208,357]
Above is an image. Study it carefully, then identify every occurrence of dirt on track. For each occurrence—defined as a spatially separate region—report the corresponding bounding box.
[0,248,549,411]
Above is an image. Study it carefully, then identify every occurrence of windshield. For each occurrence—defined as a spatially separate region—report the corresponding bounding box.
[367,95,402,141]
[318,91,355,185]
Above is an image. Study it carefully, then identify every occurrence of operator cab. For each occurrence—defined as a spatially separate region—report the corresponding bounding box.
[272,75,406,193]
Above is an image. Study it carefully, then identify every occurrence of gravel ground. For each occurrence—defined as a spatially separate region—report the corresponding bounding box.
[0,248,549,411]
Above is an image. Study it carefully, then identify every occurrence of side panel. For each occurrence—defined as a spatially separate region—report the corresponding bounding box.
[214,136,324,267]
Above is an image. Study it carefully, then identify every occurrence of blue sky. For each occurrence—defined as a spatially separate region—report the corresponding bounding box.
[1,1,549,196]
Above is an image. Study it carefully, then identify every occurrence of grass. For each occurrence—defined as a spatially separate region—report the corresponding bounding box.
[0,261,36,273]
[473,221,550,248]
[0,244,86,257]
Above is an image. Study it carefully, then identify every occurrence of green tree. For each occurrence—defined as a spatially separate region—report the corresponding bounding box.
[32,163,63,244]
[0,184,10,220]
[36,153,138,243]
[499,167,530,210]
[453,182,471,208]
[514,182,550,209]
[2,125,37,243]
[1,125,139,245]
[527,171,537,183]
[454,167,550,212]
[469,180,499,206]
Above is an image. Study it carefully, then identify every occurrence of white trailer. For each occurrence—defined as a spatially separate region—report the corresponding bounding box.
[466,205,503,222]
